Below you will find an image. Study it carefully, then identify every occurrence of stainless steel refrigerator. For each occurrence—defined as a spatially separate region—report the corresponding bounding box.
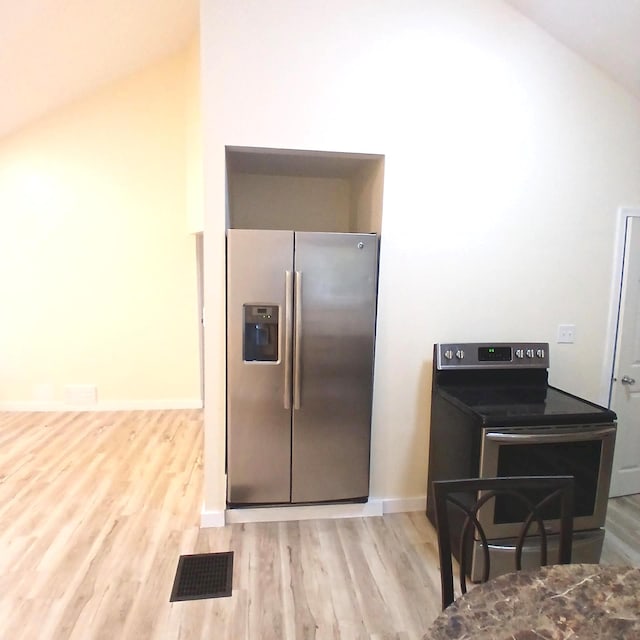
[226,229,378,506]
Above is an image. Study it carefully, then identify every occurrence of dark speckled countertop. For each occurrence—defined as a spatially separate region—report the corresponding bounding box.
[424,564,640,640]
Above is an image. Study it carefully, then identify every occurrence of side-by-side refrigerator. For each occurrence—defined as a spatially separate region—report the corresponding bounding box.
[226,229,379,506]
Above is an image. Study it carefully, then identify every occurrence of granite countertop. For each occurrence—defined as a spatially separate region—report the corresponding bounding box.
[424,563,640,640]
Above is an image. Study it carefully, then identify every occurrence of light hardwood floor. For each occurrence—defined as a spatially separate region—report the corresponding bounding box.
[601,493,640,566]
[0,410,637,639]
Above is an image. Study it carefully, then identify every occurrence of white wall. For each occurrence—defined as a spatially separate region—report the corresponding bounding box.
[0,50,201,409]
[201,0,640,512]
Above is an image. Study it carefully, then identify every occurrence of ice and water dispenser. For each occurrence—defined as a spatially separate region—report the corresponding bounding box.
[243,304,278,362]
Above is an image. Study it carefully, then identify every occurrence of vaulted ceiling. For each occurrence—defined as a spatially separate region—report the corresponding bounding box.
[0,1,637,140]
[0,0,198,139]
[504,0,640,101]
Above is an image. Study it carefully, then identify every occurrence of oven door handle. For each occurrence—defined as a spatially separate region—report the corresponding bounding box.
[485,426,616,444]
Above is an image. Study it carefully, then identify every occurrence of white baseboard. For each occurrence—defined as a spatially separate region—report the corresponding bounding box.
[200,508,226,528]
[223,500,384,525]
[380,495,426,514]
[200,495,427,528]
[0,398,203,412]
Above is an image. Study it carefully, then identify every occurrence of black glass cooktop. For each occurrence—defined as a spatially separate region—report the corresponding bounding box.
[440,385,616,426]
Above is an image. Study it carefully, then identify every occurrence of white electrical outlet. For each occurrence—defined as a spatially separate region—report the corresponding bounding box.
[557,324,576,344]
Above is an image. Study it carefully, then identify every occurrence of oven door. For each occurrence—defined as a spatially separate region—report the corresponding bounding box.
[478,423,616,539]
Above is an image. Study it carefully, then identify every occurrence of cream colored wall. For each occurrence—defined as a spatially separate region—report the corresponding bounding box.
[352,161,384,234]
[201,0,640,511]
[186,36,204,234]
[229,173,351,231]
[0,51,201,409]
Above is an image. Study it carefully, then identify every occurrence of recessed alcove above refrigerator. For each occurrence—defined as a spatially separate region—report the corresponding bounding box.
[225,146,384,233]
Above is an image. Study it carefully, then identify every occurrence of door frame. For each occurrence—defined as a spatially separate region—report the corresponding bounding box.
[600,206,640,406]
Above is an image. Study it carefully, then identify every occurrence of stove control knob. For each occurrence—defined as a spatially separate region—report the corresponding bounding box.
[526,348,535,358]
[536,348,545,358]
[444,349,454,360]
[455,349,465,360]
[515,349,524,359]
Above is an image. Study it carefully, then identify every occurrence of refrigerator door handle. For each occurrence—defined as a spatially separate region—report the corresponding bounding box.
[284,271,294,409]
[293,270,302,410]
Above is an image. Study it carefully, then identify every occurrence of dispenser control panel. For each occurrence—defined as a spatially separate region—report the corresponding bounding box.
[243,304,279,362]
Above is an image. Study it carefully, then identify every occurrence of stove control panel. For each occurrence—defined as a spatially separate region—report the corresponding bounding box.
[436,342,549,370]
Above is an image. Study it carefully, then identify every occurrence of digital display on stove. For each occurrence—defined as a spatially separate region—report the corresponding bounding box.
[478,346,512,362]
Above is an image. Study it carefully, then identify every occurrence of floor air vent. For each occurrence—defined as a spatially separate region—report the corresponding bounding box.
[170,551,234,601]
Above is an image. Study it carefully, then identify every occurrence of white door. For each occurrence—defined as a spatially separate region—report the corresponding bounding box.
[610,215,640,497]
